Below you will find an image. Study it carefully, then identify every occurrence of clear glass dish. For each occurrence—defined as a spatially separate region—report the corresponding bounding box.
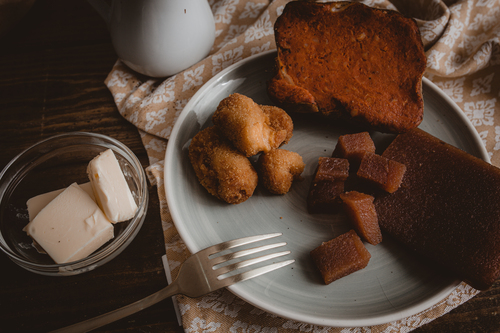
[0,132,148,276]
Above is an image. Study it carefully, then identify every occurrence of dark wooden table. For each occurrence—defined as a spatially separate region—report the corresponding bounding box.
[0,1,499,332]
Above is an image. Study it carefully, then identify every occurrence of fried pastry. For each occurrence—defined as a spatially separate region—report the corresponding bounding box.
[260,105,294,144]
[212,93,291,157]
[188,126,258,204]
[257,148,305,195]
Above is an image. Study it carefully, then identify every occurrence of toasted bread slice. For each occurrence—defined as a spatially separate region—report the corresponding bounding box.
[268,2,426,133]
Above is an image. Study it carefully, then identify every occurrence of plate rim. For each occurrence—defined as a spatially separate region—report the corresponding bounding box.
[164,50,487,327]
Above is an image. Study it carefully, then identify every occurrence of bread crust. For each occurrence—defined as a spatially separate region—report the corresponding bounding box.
[268,1,426,133]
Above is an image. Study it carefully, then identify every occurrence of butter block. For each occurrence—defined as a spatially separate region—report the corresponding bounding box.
[26,182,95,221]
[87,149,138,223]
[25,183,114,264]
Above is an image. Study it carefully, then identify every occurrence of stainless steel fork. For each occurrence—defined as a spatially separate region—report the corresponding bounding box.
[51,233,294,332]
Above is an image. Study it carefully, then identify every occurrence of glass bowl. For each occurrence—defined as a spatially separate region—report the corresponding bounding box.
[0,132,148,276]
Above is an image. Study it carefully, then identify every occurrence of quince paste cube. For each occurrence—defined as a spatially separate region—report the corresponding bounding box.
[313,157,349,182]
[310,230,371,285]
[357,153,406,193]
[340,191,382,245]
[332,132,375,167]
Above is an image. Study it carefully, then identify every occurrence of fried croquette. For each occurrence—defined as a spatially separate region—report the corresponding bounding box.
[260,105,293,144]
[212,93,292,157]
[188,126,258,204]
[257,149,305,194]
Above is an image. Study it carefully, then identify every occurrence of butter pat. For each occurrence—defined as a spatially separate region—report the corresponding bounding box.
[87,149,138,223]
[25,183,114,264]
[26,182,95,221]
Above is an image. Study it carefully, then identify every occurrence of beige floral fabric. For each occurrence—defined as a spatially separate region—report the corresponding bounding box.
[105,0,500,331]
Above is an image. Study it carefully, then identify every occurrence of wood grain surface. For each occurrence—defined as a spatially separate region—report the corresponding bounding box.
[0,1,498,332]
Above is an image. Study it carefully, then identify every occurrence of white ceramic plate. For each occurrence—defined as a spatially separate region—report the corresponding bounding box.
[164,51,488,327]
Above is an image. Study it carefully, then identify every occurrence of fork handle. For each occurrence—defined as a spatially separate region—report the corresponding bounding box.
[50,281,181,333]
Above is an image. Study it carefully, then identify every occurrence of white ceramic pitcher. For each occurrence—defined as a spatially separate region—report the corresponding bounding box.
[88,0,215,77]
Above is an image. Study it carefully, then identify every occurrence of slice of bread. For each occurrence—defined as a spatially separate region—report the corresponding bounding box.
[267,1,426,133]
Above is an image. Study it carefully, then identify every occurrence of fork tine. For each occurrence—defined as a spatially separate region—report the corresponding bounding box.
[202,232,283,256]
[210,242,287,265]
[220,259,295,286]
[215,250,291,276]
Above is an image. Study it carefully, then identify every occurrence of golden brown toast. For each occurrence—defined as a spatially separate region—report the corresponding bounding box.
[268,1,426,133]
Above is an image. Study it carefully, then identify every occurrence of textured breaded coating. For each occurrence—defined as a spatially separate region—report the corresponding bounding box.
[257,149,305,194]
[188,126,258,204]
[212,93,290,156]
[260,105,293,144]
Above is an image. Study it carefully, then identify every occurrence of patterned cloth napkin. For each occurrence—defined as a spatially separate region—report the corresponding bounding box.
[105,0,500,331]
